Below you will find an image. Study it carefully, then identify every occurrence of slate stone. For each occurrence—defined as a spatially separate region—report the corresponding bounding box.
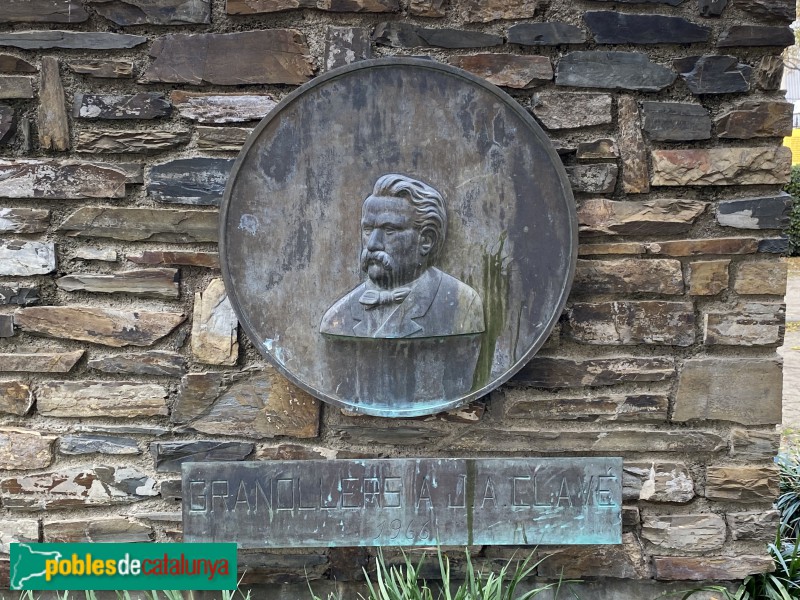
[704,302,785,346]
[716,100,793,138]
[623,461,694,503]
[0,31,146,50]
[0,285,39,306]
[642,515,726,551]
[651,147,791,185]
[88,351,186,377]
[57,268,180,299]
[675,55,751,94]
[0,519,39,552]
[60,207,218,243]
[644,237,760,256]
[126,250,220,268]
[737,0,794,20]
[758,237,789,253]
[0,160,126,198]
[0,55,35,73]
[512,356,674,388]
[686,259,730,295]
[196,127,251,151]
[565,163,617,193]
[170,91,278,124]
[706,465,779,503]
[735,260,787,295]
[617,96,649,194]
[729,428,781,461]
[0,317,13,338]
[641,102,711,141]
[59,435,140,456]
[324,27,371,72]
[44,518,152,543]
[68,60,133,79]
[73,424,169,436]
[573,258,684,295]
[698,0,727,16]
[0,76,33,99]
[141,31,313,86]
[653,556,776,580]
[372,22,503,48]
[0,350,83,373]
[556,51,677,91]
[584,12,710,44]
[503,389,669,422]
[36,381,169,418]
[0,466,157,510]
[448,54,552,88]
[578,198,707,236]
[73,93,171,120]
[0,240,55,276]
[717,193,791,230]
[227,0,398,12]
[14,306,186,347]
[409,0,445,16]
[532,91,612,130]
[578,241,647,256]
[757,55,784,90]
[38,57,68,151]
[728,509,780,541]
[150,441,254,473]
[506,22,586,45]
[565,301,695,346]
[576,138,618,159]
[673,358,782,424]
[0,105,15,144]
[585,0,683,3]
[0,382,32,415]
[86,0,211,24]
[0,208,48,233]
[74,247,117,261]
[718,25,794,47]
[462,0,543,22]
[148,158,233,206]
[191,279,238,366]
[0,429,55,470]
[0,0,89,22]
[75,130,190,153]
[537,535,653,579]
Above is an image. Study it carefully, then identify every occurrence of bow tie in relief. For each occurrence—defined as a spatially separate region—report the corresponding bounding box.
[359,287,412,309]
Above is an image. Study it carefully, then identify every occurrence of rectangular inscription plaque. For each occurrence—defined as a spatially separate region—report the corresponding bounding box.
[182,458,622,548]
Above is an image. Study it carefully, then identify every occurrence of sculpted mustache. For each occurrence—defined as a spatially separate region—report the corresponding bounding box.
[361,250,394,271]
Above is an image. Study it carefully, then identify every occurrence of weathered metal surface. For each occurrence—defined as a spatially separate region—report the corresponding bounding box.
[221,58,577,417]
[183,458,622,547]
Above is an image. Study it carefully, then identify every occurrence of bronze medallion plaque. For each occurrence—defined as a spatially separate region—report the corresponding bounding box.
[221,58,577,417]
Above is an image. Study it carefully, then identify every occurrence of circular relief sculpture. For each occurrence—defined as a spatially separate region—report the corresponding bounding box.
[221,58,577,418]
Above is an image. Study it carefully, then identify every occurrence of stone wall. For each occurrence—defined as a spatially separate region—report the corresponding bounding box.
[0,0,793,596]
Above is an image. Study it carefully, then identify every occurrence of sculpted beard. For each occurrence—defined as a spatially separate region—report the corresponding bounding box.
[361,249,395,286]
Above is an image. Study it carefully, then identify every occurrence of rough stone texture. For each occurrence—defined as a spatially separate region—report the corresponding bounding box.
[503,389,669,422]
[675,55,752,94]
[716,101,792,139]
[644,237,760,256]
[0,76,34,99]
[227,0,398,13]
[737,0,794,20]
[0,316,14,338]
[373,23,503,48]
[759,237,789,253]
[556,52,677,91]
[127,250,220,269]
[150,440,254,472]
[0,240,55,276]
[699,0,728,15]
[757,55,784,90]
[87,0,211,24]
[44,518,152,543]
[196,127,251,151]
[57,269,180,299]
[718,25,794,47]
[506,22,586,45]
[148,158,233,206]
[717,193,792,230]
[704,302,784,347]
[617,97,648,194]
[73,93,171,120]
[0,382,32,416]
[686,259,730,295]
[0,55,35,73]
[38,57,68,151]
[36,381,169,418]
[532,91,612,130]
[734,260,787,295]
[565,301,695,346]
[565,164,617,193]
[324,27,372,72]
[512,356,674,388]
[74,247,117,261]
[461,0,543,22]
[584,12,710,44]
[730,428,781,462]
[68,60,133,79]
[0,208,49,233]
[641,102,711,142]
[653,556,776,580]
[623,462,694,503]
[728,510,781,541]
[673,358,782,424]
[141,31,313,85]
[0,519,38,553]
[576,138,618,160]
[60,207,218,243]
[59,435,140,456]
[0,160,126,198]
[642,514,726,551]
[14,306,185,347]
[0,429,55,470]
[0,350,83,373]
[0,31,146,50]
[537,534,651,579]
[651,147,792,186]
[88,351,186,377]
[573,259,684,295]
[0,105,15,144]
[191,279,238,366]
[0,0,89,23]
[409,0,445,16]
[447,54,552,88]
[170,91,278,123]
[0,285,40,306]
[75,130,190,153]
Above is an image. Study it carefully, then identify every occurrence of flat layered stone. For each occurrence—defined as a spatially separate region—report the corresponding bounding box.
[584,12,710,44]
[0,208,49,233]
[698,0,728,15]
[730,428,781,462]
[44,518,152,543]
[0,317,13,338]
[409,0,445,16]
[759,237,789,253]
[532,91,612,130]
[57,268,179,299]
[704,302,784,346]
[707,464,780,503]
[556,52,676,91]
[0,240,55,276]
[447,54,552,88]
[506,22,586,45]
[88,351,186,377]
[0,1,88,22]
[642,102,711,141]
[728,510,780,541]
[644,237,759,256]
[172,370,321,439]
[566,164,617,193]
[0,350,83,373]
[148,158,233,206]
[196,127,251,151]
[757,55,784,90]
[573,258,684,294]
[0,285,39,306]
[618,96,649,193]
[512,356,675,388]
[588,0,683,3]
[654,556,775,580]
[642,515,726,551]
[73,93,171,120]
[74,247,117,261]
[716,101,792,138]
[191,279,238,366]
[0,160,126,198]
[127,250,219,268]
[578,242,647,256]
[59,435,139,456]
[36,381,169,418]
[0,429,55,470]
[0,382,32,416]
[734,260,786,295]
[673,358,781,424]
[142,31,313,86]
[623,461,694,503]
[0,55,35,73]
[15,306,185,347]
[675,55,751,94]
[38,57,68,151]
[718,25,793,47]
[566,301,695,346]
[0,76,33,99]
[651,147,791,186]
[0,105,15,144]
[537,534,651,579]
[717,193,792,229]
[576,138,618,159]
[86,0,211,24]
[0,466,157,510]
[68,60,133,79]
[170,91,277,124]
[75,130,190,153]
[73,424,168,437]
[60,207,218,243]
[228,0,397,13]
[150,441,254,473]
[686,259,729,295]
[0,31,146,50]
[372,23,503,48]
[255,444,337,460]
[738,0,794,20]
[324,27,371,72]
[0,519,38,553]
[503,389,668,422]
[462,0,543,22]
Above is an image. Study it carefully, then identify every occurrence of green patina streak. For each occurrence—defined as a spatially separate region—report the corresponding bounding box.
[468,233,511,390]
[465,459,476,546]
